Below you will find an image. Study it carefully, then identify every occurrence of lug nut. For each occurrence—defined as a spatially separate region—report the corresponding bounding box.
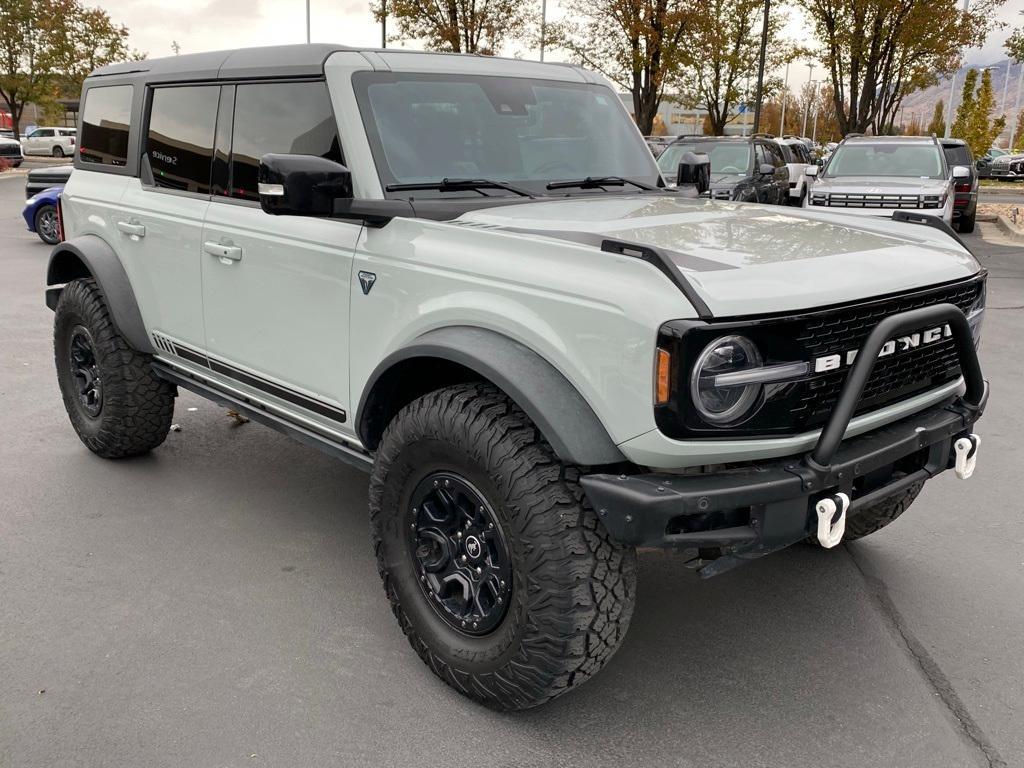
[456,531,462,539]
[461,555,468,562]
[476,567,482,574]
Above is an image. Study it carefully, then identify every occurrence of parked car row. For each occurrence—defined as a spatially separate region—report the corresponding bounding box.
[650,132,978,233]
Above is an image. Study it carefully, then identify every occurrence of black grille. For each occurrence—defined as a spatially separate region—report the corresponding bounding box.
[0,143,21,157]
[791,280,981,429]
[655,276,984,439]
[810,192,941,209]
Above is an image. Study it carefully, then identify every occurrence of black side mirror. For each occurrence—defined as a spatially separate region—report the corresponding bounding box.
[676,151,710,195]
[258,153,353,216]
[758,162,776,176]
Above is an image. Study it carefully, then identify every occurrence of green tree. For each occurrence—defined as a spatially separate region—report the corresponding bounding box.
[555,0,697,135]
[926,99,945,135]
[372,0,531,54]
[952,68,1006,156]
[671,0,791,135]
[798,0,1004,135]
[0,0,133,139]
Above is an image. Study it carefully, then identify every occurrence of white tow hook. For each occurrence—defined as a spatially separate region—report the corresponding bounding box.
[815,492,850,549]
[954,434,981,480]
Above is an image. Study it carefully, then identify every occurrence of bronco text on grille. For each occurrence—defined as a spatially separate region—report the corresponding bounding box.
[654,275,985,439]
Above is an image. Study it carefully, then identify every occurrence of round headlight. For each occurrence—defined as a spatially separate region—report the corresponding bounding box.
[690,335,763,424]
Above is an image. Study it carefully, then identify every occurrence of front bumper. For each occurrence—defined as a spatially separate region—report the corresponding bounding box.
[582,303,987,577]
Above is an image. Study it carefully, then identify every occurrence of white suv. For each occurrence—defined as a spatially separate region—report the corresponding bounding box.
[805,135,967,223]
[21,126,76,157]
[773,135,816,204]
[46,45,988,710]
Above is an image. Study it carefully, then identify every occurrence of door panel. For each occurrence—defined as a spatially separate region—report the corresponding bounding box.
[199,78,356,427]
[118,181,209,352]
[117,83,222,353]
[200,203,359,420]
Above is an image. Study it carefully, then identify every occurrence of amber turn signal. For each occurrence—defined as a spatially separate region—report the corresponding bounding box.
[655,347,671,405]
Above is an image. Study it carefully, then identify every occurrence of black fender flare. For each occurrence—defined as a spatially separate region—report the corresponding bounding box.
[357,326,626,466]
[46,235,154,354]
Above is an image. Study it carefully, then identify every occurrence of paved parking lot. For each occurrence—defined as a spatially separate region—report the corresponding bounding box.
[1,177,1022,768]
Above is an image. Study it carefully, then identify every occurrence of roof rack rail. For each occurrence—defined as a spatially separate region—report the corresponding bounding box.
[844,132,864,139]
[751,132,776,139]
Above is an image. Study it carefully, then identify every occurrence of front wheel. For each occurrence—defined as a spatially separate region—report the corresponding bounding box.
[370,383,637,710]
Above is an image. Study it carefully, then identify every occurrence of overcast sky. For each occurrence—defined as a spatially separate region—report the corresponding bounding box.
[105,0,1022,91]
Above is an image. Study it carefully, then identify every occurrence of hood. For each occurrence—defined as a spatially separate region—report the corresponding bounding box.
[454,195,979,317]
[993,153,1024,165]
[812,177,950,195]
[0,136,19,147]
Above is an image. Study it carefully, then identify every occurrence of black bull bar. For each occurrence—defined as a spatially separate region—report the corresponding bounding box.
[581,303,988,577]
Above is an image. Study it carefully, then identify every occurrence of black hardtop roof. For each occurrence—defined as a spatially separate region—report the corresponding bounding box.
[87,44,355,83]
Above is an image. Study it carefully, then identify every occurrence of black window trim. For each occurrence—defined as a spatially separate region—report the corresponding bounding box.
[140,82,222,200]
[136,75,342,208]
[76,82,138,176]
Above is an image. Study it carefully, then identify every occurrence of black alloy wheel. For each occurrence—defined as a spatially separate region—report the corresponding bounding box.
[67,325,103,418]
[407,471,512,635]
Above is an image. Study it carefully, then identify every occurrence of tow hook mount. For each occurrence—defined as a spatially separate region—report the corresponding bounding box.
[954,433,981,480]
[814,492,850,549]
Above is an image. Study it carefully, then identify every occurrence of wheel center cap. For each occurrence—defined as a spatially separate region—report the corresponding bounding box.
[465,535,482,560]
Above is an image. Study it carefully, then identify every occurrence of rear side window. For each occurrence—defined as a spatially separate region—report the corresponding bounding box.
[943,145,972,166]
[228,81,342,201]
[146,85,220,193]
[80,85,133,166]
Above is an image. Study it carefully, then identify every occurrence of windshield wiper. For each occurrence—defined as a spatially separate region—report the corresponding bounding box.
[546,176,658,191]
[385,178,534,197]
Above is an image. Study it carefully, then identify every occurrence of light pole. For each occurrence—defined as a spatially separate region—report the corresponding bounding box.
[811,81,821,144]
[540,0,547,61]
[801,61,815,137]
[779,61,790,135]
[1001,61,1014,145]
[381,0,386,47]
[306,0,310,43]
[752,0,771,134]
[945,0,970,137]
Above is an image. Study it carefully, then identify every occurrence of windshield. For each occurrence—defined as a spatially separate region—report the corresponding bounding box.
[353,72,660,197]
[657,142,751,175]
[825,143,944,179]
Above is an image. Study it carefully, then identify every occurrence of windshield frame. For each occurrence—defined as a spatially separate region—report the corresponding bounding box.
[822,141,947,180]
[351,70,662,199]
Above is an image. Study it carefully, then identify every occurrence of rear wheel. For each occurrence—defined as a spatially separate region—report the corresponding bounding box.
[958,210,976,234]
[52,145,64,158]
[370,382,637,710]
[34,204,59,245]
[54,279,176,458]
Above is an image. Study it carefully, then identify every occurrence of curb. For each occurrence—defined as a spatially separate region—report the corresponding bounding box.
[0,169,29,181]
[994,214,1024,243]
[974,186,1024,195]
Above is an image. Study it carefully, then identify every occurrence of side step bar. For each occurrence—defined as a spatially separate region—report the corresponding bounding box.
[153,361,374,474]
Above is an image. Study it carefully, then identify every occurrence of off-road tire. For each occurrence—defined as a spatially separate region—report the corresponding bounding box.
[842,480,925,541]
[369,382,637,710]
[54,278,176,458]
[958,211,976,234]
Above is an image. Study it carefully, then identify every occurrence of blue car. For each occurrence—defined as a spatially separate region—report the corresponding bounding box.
[23,186,61,245]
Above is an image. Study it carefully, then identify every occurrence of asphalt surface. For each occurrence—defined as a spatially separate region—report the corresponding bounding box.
[1,178,1022,768]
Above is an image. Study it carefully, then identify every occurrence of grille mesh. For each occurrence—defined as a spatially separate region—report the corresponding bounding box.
[793,280,981,429]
